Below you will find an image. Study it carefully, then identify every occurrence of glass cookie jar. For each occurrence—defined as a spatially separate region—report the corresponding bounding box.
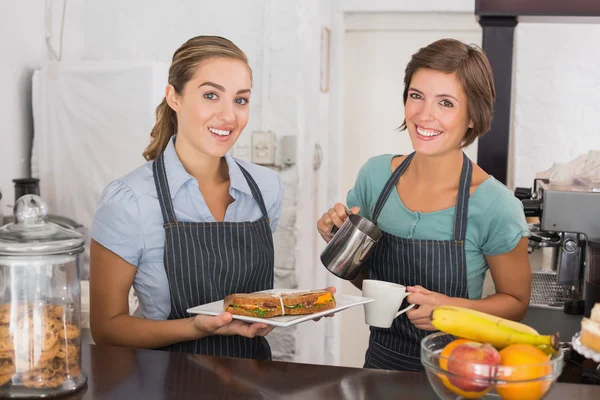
[0,195,87,397]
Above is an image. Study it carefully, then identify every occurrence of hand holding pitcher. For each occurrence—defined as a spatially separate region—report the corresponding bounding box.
[318,204,382,281]
[316,203,360,242]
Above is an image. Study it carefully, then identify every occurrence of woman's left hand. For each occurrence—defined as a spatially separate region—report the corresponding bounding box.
[406,285,450,331]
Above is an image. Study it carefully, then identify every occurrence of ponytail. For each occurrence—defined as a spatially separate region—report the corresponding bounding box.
[143,99,178,161]
[143,35,251,160]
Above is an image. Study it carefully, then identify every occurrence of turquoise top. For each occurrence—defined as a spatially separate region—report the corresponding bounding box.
[346,154,530,299]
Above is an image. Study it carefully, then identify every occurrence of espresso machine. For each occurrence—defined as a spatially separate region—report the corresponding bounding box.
[515,179,600,318]
[515,179,600,385]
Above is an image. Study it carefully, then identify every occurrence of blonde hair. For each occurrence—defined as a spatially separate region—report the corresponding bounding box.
[143,36,251,161]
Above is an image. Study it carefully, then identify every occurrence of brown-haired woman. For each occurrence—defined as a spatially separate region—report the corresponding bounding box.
[90,36,283,359]
[317,38,531,371]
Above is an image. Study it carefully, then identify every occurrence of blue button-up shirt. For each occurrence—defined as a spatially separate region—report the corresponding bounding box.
[91,135,283,320]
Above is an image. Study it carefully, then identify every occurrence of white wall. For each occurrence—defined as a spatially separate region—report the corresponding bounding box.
[81,0,267,135]
[0,1,46,211]
[282,0,339,366]
[511,20,600,189]
[0,0,83,211]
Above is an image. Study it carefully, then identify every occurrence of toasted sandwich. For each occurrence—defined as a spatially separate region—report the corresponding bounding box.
[581,302,600,353]
[223,290,336,318]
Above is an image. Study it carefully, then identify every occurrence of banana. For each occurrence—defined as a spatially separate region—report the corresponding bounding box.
[436,305,540,335]
[430,306,559,351]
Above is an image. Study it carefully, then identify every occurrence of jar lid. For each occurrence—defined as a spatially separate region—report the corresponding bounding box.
[0,195,84,256]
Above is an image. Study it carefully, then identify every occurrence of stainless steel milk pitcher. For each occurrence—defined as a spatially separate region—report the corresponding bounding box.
[320,213,382,280]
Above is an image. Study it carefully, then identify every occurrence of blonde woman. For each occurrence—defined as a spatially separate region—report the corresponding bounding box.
[90,36,283,359]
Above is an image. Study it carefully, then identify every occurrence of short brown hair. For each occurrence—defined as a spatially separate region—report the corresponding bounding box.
[143,36,251,161]
[399,38,496,147]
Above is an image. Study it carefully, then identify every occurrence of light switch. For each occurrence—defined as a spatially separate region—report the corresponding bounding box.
[252,131,275,165]
[280,135,296,166]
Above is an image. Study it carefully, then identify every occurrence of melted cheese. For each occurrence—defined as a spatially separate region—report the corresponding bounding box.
[315,293,332,305]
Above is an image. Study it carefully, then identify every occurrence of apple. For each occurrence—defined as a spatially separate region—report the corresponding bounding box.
[446,342,501,392]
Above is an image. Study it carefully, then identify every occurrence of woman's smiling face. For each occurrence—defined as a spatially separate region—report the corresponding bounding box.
[169,57,252,158]
[404,68,473,157]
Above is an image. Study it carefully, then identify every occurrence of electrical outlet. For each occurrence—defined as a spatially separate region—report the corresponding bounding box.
[252,131,275,165]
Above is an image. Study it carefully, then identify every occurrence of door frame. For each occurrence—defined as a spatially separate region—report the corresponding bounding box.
[324,0,479,366]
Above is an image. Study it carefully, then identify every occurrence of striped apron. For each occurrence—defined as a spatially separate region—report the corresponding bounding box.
[152,151,274,359]
[364,152,471,371]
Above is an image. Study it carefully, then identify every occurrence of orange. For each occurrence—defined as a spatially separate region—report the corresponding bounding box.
[495,344,553,400]
[438,339,491,399]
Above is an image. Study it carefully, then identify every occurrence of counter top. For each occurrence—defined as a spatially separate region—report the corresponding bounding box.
[54,345,600,400]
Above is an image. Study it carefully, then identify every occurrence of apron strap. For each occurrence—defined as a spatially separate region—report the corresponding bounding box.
[151,153,270,224]
[152,152,178,225]
[372,153,415,224]
[236,162,270,220]
[453,152,472,242]
[371,152,472,242]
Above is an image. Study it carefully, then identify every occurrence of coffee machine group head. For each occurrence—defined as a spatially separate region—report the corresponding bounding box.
[515,179,600,317]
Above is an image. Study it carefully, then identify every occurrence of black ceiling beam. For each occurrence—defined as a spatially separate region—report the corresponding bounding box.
[477,0,600,17]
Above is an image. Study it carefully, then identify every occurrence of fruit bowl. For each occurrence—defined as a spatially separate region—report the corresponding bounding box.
[421,332,564,400]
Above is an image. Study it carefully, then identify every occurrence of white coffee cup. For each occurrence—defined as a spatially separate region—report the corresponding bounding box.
[362,279,416,328]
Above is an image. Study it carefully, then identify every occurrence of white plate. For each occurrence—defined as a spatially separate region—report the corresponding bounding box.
[186,289,374,328]
[572,332,600,362]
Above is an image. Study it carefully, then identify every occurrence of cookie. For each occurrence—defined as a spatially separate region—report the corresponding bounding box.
[39,323,60,352]
[17,316,60,352]
[0,316,60,358]
[0,359,14,375]
[16,339,61,371]
[21,370,64,389]
[0,302,78,386]
[56,341,79,361]
[0,304,10,324]
[57,323,80,340]
[44,357,66,376]
[1,302,63,323]
[46,305,64,319]
[0,326,13,352]
[0,303,34,324]
[14,357,52,374]
[0,303,27,324]
[0,372,12,387]
[51,356,80,378]
[63,355,79,374]
[21,356,70,389]
[0,350,13,360]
